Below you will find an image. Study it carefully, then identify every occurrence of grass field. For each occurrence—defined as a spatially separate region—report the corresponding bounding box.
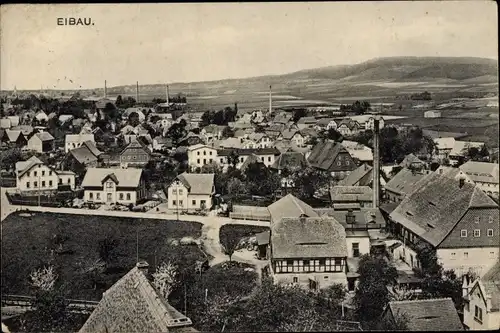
[1,212,204,300]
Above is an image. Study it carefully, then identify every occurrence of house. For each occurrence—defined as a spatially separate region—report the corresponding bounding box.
[337,163,386,188]
[279,130,305,147]
[61,141,102,177]
[58,114,74,125]
[384,167,431,203]
[434,138,485,162]
[124,108,146,122]
[267,193,318,224]
[449,141,485,163]
[462,262,500,330]
[434,137,457,160]
[187,144,218,169]
[119,138,151,168]
[424,110,442,118]
[79,261,196,333]
[200,124,226,142]
[341,140,373,163]
[81,167,146,205]
[2,129,27,147]
[65,134,95,153]
[178,132,204,147]
[337,119,361,136]
[152,136,172,151]
[6,116,19,127]
[296,116,317,130]
[271,151,307,190]
[459,161,499,198]
[315,118,338,131]
[308,140,357,178]
[217,148,281,170]
[167,172,215,211]
[320,207,386,231]
[34,111,48,123]
[330,186,374,210]
[214,137,245,149]
[26,132,55,153]
[16,156,75,192]
[381,298,464,331]
[270,216,348,290]
[388,172,499,276]
[247,133,272,148]
[273,112,293,125]
[399,153,427,169]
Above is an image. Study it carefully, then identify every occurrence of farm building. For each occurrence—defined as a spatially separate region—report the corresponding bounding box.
[424,110,442,118]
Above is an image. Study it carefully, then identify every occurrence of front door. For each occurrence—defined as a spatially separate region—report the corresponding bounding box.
[107,193,112,202]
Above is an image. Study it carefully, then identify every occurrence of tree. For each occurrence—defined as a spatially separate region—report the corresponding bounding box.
[227,178,247,197]
[200,162,221,174]
[292,108,307,123]
[387,285,417,302]
[322,128,344,142]
[227,150,240,169]
[291,167,330,199]
[98,236,119,264]
[354,254,398,324]
[377,310,410,331]
[116,95,123,107]
[0,148,23,171]
[152,261,178,299]
[77,257,106,291]
[222,126,234,138]
[219,228,241,262]
[30,266,58,292]
[166,121,188,146]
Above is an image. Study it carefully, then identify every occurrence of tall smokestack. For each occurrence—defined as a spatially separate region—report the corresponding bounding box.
[166,85,170,104]
[269,85,272,113]
[136,81,139,103]
[104,80,107,98]
[373,117,380,208]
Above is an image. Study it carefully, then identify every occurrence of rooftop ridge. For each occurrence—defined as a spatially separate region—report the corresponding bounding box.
[390,297,453,304]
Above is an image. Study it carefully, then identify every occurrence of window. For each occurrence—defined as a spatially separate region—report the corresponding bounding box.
[474,229,481,237]
[352,243,360,257]
[203,159,206,165]
[490,252,495,259]
[126,193,131,200]
[240,157,244,163]
[96,193,101,200]
[179,200,183,207]
[268,157,271,162]
[451,252,456,260]
[337,160,341,166]
[203,151,206,156]
[172,200,177,206]
[220,158,224,163]
[119,193,124,200]
[26,182,30,188]
[192,200,196,206]
[133,156,137,160]
[49,180,53,187]
[209,158,213,163]
[201,200,206,208]
[41,171,45,176]
[293,277,298,283]
[324,276,329,279]
[172,189,177,194]
[197,151,200,156]
[178,189,183,195]
[89,193,93,200]
[209,151,212,156]
[49,171,52,176]
[27,172,30,177]
[41,181,46,187]
[489,216,494,223]
[487,229,494,237]
[34,171,37,177]
[106,182,113,188]
[474,305,483,322]
[464,252,469,259]
[475,216,480,224]
[319,259,326,266]
[461,230,467,237]
[197,159,200,164]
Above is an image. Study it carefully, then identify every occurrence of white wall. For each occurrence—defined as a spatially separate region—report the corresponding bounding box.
[346,236,370,258]
[437,247,499,277]
[464,283,500,330]
[17,165,59,191]
[84,189,138,205]
[167,181,212,210]
[188,147,218,169]
[273,271,347,290]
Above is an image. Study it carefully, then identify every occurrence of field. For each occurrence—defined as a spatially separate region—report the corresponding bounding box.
[1,212,204,300]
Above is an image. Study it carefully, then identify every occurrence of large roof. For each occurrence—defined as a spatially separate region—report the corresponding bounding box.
[390,172,498,247]
[271,216,347,259]
[15,156,43,176]
[70,146,99,165]
[33,131,54,141]
[307,140,349,171]
[459,161,499,184]
[271,151,306,171]
[267,194,318,224]
[79,263,195,333]
[386,298,463,331]
[81,168,143,188]
[177,172,214,195]
[337,164,372,186]
[384,168,429,196]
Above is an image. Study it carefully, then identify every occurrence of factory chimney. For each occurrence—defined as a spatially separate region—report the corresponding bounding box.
[373,117,380,208]
[269,85,272,113]
[104,80,107,98]
[166,85,170,104]
[136,81,139,103]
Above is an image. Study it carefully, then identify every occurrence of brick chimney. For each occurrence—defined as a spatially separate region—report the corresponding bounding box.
[137,261,150,276]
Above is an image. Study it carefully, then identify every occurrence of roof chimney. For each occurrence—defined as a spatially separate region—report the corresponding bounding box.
[372,117,381,208]
[137,261,150,276]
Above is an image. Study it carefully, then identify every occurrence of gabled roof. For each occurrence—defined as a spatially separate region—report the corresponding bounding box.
[384,168,428,196]
[434,137,456,150]
[15,156,43,176]
[271,216,347,259]
[338,119,360,130]
[11,125,33,136]
[81,140,102,157]
[450,141,484,157]
[82,168,143,188]
[217,148,280,157]
[385,298,463,331]
[399,153,425,168]
[267,194,319,224]
[280,129,300,140]
[271,151,306,171]
[337,164,373,186]
[307,140,351,171]
[273,112,293,124]
[316,117,336,126]
[330,186,373,202]
[459,161,499,184]
[79,263,194,333]
[390,172,498,247]
[187,143,214,151]
[478,261,500,311]
[176,172,214,195]
[256,230,270,246]
[66,134,95,143]
[121,137,150,155]
[296,116,317,125]
[58,114,74,123]
[5,129,22,142]
[32,131,54,142]
[69,146,99,165]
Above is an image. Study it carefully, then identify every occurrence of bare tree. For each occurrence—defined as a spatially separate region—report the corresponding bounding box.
[30,266,58,292]
[152,261,178,299]
[388,285,417,302]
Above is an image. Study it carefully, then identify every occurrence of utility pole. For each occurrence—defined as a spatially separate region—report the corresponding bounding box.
[176,181,179,221]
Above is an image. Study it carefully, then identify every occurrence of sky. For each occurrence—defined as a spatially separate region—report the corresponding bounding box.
[1,2,498,90]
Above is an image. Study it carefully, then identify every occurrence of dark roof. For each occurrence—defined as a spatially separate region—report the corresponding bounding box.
[399,153,426,168]
[79,263,194,333]
[271,151,306,170]
[385,298,463,331]
[307,140,350,171]
[271,216,347,259]
[296,116,317,125]
[318,208,385,228]
[256,230,270,246]
[70,147,99,165]
[390,172,498,247]
[81,140,102,157]
[267,194,319,224]
[217,147,280,157]
[380,202,399,215]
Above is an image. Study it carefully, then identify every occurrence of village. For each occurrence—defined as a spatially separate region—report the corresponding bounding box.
[1,78,499,332]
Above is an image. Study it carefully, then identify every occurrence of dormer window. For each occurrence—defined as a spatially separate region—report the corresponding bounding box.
[106,182,113,188]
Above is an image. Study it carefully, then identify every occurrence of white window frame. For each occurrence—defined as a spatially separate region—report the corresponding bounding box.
[464,252,469,259]
[487,229,493,237]
[474,229,481,237]
[461,230,467,237]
